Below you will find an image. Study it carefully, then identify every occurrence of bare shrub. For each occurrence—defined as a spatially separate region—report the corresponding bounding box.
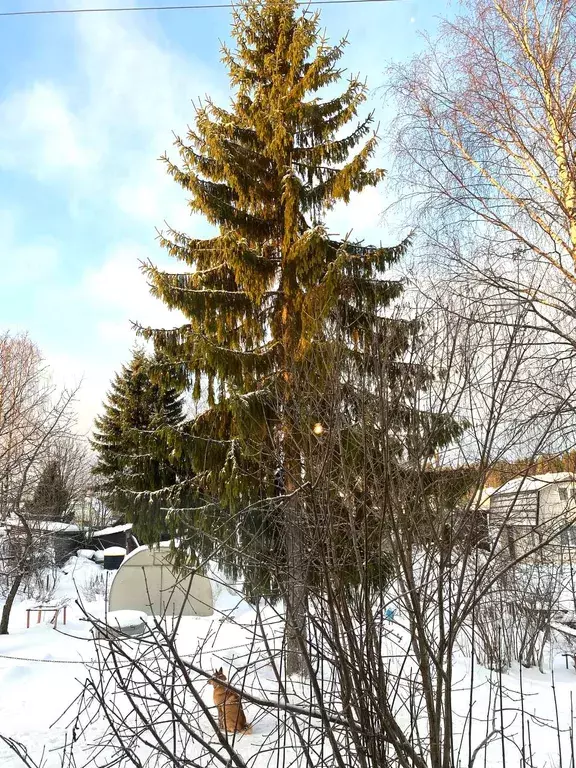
[0,332,80,633]
[80,571,107,603]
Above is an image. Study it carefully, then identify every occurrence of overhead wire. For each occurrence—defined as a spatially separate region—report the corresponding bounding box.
[1,0,402,18]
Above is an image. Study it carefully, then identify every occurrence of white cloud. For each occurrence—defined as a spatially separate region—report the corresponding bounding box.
[60,240,188,434]
[46,350,115,436]
[69,7,225,225]
[0,209,60,283]
[114,161,195,233]
[115,173,169,224]
[81,241,183,330]
[326,186,389,246]
[0,83,95,180]
[0,4,223,222]
[115,170,216,241]
[96,318,138,346]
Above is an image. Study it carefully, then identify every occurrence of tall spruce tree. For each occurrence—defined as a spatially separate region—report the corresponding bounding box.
[91,349,185,543]
[141,0,459,673]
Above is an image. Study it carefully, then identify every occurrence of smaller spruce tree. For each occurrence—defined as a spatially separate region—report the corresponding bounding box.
[28,460,72,522]
[91,349,185,543]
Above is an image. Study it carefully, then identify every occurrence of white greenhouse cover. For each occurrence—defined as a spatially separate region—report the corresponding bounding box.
[108,546,214,618]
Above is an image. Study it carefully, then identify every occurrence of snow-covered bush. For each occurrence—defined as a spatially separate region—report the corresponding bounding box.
[80,571,107,602]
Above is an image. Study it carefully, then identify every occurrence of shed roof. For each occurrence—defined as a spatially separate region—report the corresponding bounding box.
[495,472,576,496]
[92,522,133,537]
[5,518,83,533]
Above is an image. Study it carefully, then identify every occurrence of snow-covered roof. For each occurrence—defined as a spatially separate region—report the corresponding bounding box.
[41,521,82,533]
[495,472,576,496]
[5,518,83,533]
[475,486,497,507]
[92,522,133,537]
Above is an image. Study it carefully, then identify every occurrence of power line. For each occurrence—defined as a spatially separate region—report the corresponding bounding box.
[1,0,402,18]
[0,652,84,664]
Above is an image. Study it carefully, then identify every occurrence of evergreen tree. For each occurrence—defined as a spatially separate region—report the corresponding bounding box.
[91,349,185,543]
[144,0,404,506]
[29,460,72,522]
[141,0,459,672]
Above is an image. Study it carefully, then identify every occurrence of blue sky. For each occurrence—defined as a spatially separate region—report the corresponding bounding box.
[0,0,450,431]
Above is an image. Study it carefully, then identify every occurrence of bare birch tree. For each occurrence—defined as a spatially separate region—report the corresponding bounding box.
[388,0,576,345]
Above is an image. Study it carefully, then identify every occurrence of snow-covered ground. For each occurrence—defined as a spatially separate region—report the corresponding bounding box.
[0,557,106,765]
[3,556,576,767]
[0,555,267,767]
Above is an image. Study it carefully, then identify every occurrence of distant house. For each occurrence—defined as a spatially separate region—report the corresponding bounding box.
[3,518,89,566]
[487,472,576,561]
[69,497,111,530]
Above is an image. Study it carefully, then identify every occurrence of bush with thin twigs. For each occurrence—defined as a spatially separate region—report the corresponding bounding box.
[80,571,108,603]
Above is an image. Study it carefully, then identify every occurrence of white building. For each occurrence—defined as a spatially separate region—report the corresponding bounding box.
[488,472,576,560]
[69,496,112,529]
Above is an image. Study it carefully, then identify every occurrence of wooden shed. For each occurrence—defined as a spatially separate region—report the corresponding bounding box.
[88,523,139,553]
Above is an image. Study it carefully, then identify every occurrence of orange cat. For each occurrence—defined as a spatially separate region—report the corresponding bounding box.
[208,668,252,735]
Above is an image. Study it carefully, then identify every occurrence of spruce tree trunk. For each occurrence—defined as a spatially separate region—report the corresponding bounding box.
[0,570,24,635]
[284,477,308,677]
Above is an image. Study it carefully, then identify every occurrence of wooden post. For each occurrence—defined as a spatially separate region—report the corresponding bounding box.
[26,605,68,630]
